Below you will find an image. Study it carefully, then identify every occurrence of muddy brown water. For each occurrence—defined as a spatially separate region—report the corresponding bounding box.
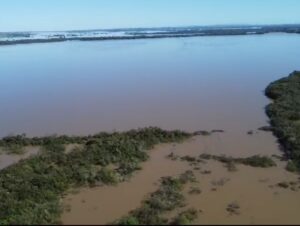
[1,33,300,224]
[62,135,300,225]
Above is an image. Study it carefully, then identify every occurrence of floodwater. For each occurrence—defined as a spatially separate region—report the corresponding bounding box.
[0,33,300,137]
[1,33,300,224]
[62,136,300,225]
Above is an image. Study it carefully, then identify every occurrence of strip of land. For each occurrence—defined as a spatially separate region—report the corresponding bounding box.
[1,24,300,46]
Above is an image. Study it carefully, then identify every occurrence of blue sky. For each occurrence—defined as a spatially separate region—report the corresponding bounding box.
[1,0,300,32]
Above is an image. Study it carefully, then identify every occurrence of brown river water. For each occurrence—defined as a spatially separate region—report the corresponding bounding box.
[1,33,300,224]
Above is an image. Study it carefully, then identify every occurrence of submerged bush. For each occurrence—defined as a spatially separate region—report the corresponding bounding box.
[114,172,197,225]
[237,155,277,168]
[199,153,276,169]
[171,208,199,225]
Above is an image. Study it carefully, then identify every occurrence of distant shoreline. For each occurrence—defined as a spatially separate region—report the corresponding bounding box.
[1,24,299,46]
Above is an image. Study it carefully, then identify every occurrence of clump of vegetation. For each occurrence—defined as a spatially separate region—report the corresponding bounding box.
[2,144,25,154]
[277,182,289,189]
[199,153,212,160]
[275,180,300,191]
[0,127,192,225]
[170,208,199,225]
[193,131,211,136]
[114,172,197,225]
[199,154,276,169]
[258,126,274,132]
[211,130,225,133]
[247,130,254,135]
[265,71,300,171]
[179,170,197,183]
[226,202,240,215]
[286,161,298,172]
[189,187,202,195]
[166,152,179,161]
[225,161,238,172]
[200,170,212,175]
[180,156,197,162]
[237,155,277,168]
[96,168,120,185]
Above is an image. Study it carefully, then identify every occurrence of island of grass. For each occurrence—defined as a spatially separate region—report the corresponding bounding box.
[265,71,300,171]
[0,127,192,225]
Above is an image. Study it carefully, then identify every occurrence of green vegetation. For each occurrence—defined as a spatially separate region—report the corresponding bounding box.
[265,71,300,171]
[286,161,298,172]
[1,144,25,154]
[0,128,191,155]
[170,208,199,225]
[0,127,192,225]
[199,154,276,169]
[168,152,275,171]
[115,172,198,225]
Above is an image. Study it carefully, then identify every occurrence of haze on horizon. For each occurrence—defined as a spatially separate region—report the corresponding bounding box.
[1,0,300,32]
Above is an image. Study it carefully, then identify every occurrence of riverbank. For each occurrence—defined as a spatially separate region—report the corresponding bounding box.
[265,71,300,171]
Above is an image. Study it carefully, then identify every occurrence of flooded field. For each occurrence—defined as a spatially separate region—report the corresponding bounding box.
[62,135,300,225]
[1,33,300,224]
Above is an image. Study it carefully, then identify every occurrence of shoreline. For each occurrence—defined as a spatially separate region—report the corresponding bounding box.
[1,25,300,46]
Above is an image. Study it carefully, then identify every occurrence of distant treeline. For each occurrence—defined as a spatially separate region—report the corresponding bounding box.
[1,24,300,46]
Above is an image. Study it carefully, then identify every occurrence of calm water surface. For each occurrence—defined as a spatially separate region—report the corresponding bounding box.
[0,33,300,137]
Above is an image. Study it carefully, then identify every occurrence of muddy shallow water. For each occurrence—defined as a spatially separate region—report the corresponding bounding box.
[62,135,300,225]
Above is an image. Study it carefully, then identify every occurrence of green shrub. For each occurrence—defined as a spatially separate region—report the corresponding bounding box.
[171,208,199,225]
